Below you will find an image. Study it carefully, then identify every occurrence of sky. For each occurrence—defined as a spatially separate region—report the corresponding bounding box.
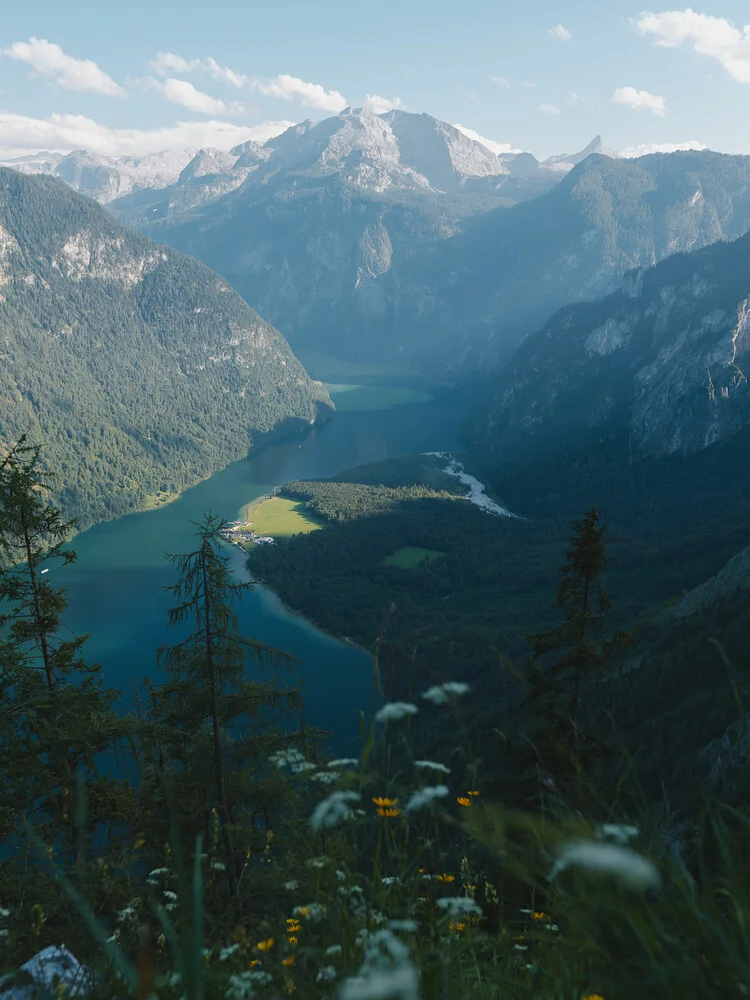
[0,0,748,161]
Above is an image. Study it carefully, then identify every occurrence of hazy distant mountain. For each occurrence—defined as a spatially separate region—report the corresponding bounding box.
[0,148,197,203]
[471,225,750,460]
[541,135,621,172]
[0,168,331,529]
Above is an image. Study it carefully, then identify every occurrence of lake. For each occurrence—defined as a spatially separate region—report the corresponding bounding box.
[55,384,465,755]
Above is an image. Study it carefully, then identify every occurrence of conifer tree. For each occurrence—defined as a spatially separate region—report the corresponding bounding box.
[0,438,135,958]
[147,513,309,904]
[519,507,629,788]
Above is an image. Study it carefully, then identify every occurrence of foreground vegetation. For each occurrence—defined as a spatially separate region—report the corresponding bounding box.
[2,438,750,999]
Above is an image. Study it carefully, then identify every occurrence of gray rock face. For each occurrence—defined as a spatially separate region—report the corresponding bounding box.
[472,228,750,459]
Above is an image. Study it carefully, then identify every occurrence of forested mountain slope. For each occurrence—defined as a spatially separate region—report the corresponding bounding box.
[469,224,750,460]
[0,168,332,530]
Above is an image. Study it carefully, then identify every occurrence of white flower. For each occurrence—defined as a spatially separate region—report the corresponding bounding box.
[513,944,528,951]
[375,702,418,724]
[421,682,470,705]
[307,856,331,869]
[219,943,241,961]
[436,897,482,917]
[162,890,178,901]
[210,861,226,872]
[311,770,340,784]
[414,760,450,774]
[381,876,400,886]
[284,880,299,891]
[294,902,327,920]
[268,747,306,769]
[327,944,343,956]
[404,785,449,813]
[148,868,169,877]
[335,869,347,881]
[316,965,338,982]
[327,758,359,769]
[598,823,639,844]
[549,839,660,891]
[339,965,419,1000]
[116,906,136,922]
[165,902,177,911]
[310,791,360,831]
[388,920,418,932]
[291,761,317,774]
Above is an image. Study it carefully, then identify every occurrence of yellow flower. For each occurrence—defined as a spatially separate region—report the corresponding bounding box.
[286,921,301,933]
[456,797,471,807]
[531,911,550,921]
[466,790,480,797]
[256,938,274,952]
[282,956,295,967]
[448,921,466,933]
[295,906,311,917]
[581,995,605,1000]
[287,935,298,944]
[437,874,455,882]
[376,807,401,817]
[249,959,261,967]
[134,836,145,849]
[372,796,399,808]
[418,867,426,874]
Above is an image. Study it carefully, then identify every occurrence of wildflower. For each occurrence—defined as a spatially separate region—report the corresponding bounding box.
[316,965,337,982]
[339,965,419,1000]
[327,758,359,768]
[311,770,339,784]
[291,761,317,774]
[598,823,639,844]
[448,921,465,933]
[373,796,399,807]
[219,944,241,961]
[148,868,169,877]
[414,760,450,774]
[388,920,418,932]
[336,869,347,881]
[513,944,529,952]
[310,790,359,831]
[248,959,261,967]
[282,956,295,967]
[211,861,226,872]
[306,856,331,869]
[284,880,299,891]
[294,902,327,920]
[256,938,274,952]
[116,906,136,923]
[288,935,298,944]
[375,702,419,724]
[437,874,455,882]
[269,748,306,768]
[421,682,470,705]
[530,911,549,921]
[404,785,449,813]
[581,995,605,1000]
[133,836,145,849]
[549,839,661,891]
[457,797,471,807]
[163,890,178,901]
[436,897,483,917]
[381,876,401,886]
[376,807,401,818]
[165,903,177,911]
[326,944,343,955]
[466,789,480,797]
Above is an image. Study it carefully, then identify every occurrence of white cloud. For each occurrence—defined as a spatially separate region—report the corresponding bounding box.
[613,86,666,115]
[490,76,511,87]
[158,78,248,116]
[539,103,561,115]
[548,24,572,41]
[247,75,345,112]
[633,10,750,84]
[453,123,521,155]
[364,94,405,114]
[0,111,294,159]
[619,139,708,157]
[3,37,124,96]
[149,52,248,88]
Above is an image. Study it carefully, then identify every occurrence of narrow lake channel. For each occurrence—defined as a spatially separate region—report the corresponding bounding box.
[56,384,464,755]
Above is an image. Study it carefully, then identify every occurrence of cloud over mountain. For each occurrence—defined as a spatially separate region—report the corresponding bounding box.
[157,78,249,116]
[3,37,124,96]
[613,86,666,115]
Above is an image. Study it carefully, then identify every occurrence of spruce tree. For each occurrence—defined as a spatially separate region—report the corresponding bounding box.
[0,438,135,959]
[147,513,310,905]
[519,507,629,789]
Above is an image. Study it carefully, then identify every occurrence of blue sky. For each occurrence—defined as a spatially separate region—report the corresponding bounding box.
[0,0,748,160]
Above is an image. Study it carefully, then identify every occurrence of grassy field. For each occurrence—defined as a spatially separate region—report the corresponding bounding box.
[384,546,446,569]
[142,489,180,510]
[243,496,324,538]
[325,384,433,411]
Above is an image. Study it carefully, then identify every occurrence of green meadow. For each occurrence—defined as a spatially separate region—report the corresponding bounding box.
[384,545,446,569]
[243,496,324,538]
